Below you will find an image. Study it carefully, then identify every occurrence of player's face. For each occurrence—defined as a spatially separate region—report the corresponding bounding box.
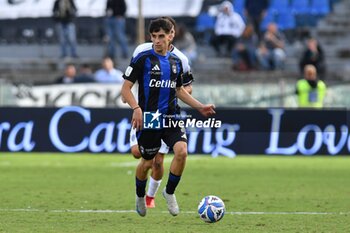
[150,29,171,55]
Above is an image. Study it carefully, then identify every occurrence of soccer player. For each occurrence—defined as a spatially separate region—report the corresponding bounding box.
[129,17,194,209]
[121,18,215,217]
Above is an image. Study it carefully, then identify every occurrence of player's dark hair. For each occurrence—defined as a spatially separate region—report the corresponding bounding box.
[148,18,173,34]
[160,16,177,31]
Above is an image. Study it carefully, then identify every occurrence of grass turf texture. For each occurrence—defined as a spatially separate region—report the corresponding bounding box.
[0,154,349,233]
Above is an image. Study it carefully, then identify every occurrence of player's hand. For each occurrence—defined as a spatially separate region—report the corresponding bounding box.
[199,104,216,117]
[132,107,143,131]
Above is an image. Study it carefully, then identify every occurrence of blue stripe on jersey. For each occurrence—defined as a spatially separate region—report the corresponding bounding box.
[158,56,171,113]
[143,57,152,111]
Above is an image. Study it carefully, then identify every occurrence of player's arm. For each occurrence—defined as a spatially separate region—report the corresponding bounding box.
[183,83,192,95]
[121,80,143,130]
[182,71,194,95]
[122,59,144,130]
[176,86,215,117]
[121,80,138,109]
[175,57,209,115]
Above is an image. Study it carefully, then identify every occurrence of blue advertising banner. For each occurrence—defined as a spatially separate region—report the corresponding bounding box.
[0,107,349,156]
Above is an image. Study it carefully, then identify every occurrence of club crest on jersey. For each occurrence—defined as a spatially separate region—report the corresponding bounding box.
[172,64,177,74]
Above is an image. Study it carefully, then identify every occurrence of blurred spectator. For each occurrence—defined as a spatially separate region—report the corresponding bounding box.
[255,42,270,70]
[211,1,245,57]
[52,0,78,58]
[232,24,258,71]
[244,0,269,40]
[299,38,326,80]
[104,0,129,59]
[174,24,198,64]
[94,57,124,83]
[256,23,286,70]
[75,64,95,83]
[296,64,327,108]
[195,6,215,45]
[54,63,77,84]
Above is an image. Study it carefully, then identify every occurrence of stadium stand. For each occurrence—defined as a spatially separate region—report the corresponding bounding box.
[276,10,296,31]
[195,12,215,44]
[269,0,290,14]
[291,0,310,15]
[310,0,331,15]
[232,0,245,17]
[260,9,276,32]
[0,0,348,86]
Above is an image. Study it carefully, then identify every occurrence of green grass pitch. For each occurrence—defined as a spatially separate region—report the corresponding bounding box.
[0,154,349,233]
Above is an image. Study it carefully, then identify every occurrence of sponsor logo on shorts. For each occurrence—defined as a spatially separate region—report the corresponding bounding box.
[139,145,145,155]
[144,147,160,154]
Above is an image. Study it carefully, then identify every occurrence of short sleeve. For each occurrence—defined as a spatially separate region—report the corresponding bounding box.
[123,59,143,83]
[182,70,194,86]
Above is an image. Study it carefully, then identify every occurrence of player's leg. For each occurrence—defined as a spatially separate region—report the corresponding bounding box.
[134,130,162,216]
[135,158,153,217]
[129,127,141,159]
[131,145,141,159]
[146,140,168,208]
[162,128,187,216]
[167,140,187,188]
[145,153,163,208]
[151,153,165,180]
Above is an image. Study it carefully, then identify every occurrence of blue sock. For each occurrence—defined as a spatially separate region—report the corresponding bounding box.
[136,177,147,197]
[166,172,181,194]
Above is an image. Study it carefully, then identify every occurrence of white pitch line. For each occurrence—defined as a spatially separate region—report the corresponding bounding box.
[227,211,349,215]
[0,209,349,215]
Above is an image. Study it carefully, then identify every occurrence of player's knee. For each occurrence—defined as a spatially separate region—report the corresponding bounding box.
[153,154,164,170]
[140,159,153,172]
[174,143,188,160]
[131,145,141,159]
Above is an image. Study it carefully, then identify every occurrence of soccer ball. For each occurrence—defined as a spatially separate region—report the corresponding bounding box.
[197,195,225,223]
